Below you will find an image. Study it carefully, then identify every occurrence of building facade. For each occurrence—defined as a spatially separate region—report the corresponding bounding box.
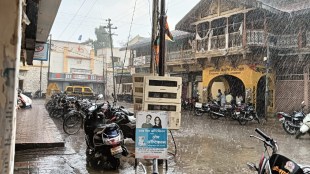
[46,40,104,95]
[129,0,310,114]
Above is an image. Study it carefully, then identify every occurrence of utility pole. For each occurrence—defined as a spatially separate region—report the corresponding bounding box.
[264,34,270,121]
[104,19,117,102]
[39,60,43,97]
[158,0,166,76]
[150,0,159,74]
[47,34,52,86]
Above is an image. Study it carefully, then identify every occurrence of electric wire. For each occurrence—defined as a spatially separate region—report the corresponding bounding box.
[68,0,101,41]
[58,0,88,38]
[116,0,138,96]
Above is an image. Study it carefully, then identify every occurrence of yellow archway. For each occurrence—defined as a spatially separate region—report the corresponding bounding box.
[202,65,275,111]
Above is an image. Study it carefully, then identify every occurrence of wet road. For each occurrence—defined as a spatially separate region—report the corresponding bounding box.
[14,101,310,174]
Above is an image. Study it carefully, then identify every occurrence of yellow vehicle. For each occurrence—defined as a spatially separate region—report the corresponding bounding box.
[65,86,95,98]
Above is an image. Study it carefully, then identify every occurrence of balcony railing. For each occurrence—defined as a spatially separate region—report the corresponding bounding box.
[49,73,104,83]
[246,30,298,48]
[167,50,193,62]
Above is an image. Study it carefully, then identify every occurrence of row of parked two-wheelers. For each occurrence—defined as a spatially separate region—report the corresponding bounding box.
[191,99,260,125]
[277,101,310,139]
[45,93,136,170]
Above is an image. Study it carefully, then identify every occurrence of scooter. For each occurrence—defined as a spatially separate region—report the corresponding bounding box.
[247,128,310,174]
[17,90,32,109]
[296,113,310,139]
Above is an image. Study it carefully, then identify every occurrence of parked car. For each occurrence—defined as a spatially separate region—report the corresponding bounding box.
[65,86,95,99]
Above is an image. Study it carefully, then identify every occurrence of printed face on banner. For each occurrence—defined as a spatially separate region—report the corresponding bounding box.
[135,111,168,159]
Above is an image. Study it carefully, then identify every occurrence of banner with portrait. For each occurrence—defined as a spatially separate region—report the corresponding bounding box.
[135,111,168,159]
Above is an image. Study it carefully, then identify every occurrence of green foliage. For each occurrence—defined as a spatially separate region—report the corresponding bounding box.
[93,26,111,54]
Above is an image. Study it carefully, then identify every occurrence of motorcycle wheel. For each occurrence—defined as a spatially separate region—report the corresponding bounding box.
[282,121,297,135]
[295,131,304,139]
[194,109,203,116]
[238,115,248,125]
[63,113,82,135]
[107,156,120,170]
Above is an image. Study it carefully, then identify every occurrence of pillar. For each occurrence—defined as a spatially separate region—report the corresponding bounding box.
[0,0,22,173]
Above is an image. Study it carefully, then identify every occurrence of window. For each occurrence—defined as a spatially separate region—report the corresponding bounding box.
[74,87,82,93]
[66,87,73,92]
[84,87,92,92]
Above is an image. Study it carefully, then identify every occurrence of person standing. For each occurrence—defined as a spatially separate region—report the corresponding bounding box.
[221,91,226,106]
[236,94,243,105]
[142,114,153,128]
[226,92,233,104]
[216,89,222,105]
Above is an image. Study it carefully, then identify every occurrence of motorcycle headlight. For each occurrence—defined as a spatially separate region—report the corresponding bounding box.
[102,134,122,145]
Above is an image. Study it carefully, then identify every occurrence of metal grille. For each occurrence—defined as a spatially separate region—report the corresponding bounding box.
[275,80,304,113]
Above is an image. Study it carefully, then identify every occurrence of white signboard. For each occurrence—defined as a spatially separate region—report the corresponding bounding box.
[133,56,146,66]
[33,43,49,61]
[135,111,168,159]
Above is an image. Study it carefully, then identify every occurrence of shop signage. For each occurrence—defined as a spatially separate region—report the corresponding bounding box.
[135,111,168,159]
[209,66,245,75]
[33,43,49,61]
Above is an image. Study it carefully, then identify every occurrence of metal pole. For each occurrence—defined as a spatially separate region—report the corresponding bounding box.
[158,0,166,76]
[47,34,52,86]
[150,0,159,74]
[102,46,106,98]
[107,18,117,102]
[40,60,43,97]
[264,35,270,120]
[152,159,159,174]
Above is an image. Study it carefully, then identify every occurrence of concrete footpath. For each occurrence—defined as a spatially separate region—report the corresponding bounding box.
[15,99,65,150]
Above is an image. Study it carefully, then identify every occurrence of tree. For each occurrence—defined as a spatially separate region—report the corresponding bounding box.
[93,26,111,55]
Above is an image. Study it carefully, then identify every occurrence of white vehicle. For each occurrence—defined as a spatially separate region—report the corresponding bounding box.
[296,113,310,139]
[18,92,32,109]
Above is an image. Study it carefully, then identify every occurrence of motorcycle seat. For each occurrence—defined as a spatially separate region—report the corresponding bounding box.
[120,108,134,116]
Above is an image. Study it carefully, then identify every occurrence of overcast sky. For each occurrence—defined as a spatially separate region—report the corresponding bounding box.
[50,0,200,47]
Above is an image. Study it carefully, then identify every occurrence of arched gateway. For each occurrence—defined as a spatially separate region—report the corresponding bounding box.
[202,65,275,113]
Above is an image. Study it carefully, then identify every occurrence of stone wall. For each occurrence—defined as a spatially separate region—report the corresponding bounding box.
[22,66,48,94]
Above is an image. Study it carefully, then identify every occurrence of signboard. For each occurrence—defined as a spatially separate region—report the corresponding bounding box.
[135,111,168,159]
[133,56,146,66]
[33,43,49,61]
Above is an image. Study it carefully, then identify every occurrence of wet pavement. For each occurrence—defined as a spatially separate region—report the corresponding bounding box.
[14,101,310,174]
[15,100,65,150]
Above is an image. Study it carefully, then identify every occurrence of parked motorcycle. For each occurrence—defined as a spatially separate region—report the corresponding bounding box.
[237,102,260,125]
[247,128,310,174]
[296,113,310,139]
[277,101,306,135]
[103,101,136,141]
[182,97,197,111]
[208,101,237,120]
[85,123,128,169]
[194,102,210,116]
